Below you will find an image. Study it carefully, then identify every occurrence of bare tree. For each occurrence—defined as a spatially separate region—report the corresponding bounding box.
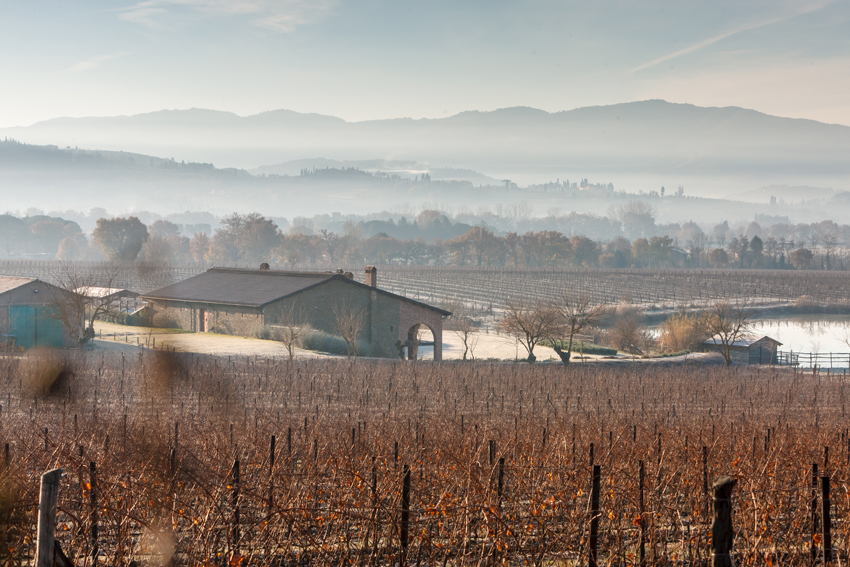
[274,304,308,361]
[446,304,480,361]
[51,261,122,345]
[553,293,605,365]
[498,299,560,363]
[704,299,755,366]
[334,302,367,360]
[609,304,647,353]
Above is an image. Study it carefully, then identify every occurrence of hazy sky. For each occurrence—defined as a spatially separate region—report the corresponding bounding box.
[1,0,849,127]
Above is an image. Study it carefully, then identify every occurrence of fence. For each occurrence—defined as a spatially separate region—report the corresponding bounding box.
[777,350,850,370]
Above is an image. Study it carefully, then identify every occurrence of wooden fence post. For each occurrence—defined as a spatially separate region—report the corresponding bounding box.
[639,460,645,567]
[231,459,240,546]
[822,475,832,564]
[497,457,505,507]
[811,463,819,565]
[702,446,709,516]
[371,457,378,557]
[90,462,98,562]
[400,464,411,567]
[710,475,737,567]
[589,464,601,567]
[267,435,275,512]
[35,468,62,567]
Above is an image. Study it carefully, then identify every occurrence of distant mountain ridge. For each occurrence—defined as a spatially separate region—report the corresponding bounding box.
[2,100,850,178]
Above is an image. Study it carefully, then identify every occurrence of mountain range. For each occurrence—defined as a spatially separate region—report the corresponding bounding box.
[3,101,849,183]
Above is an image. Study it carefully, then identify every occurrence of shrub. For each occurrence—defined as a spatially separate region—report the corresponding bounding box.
[656,349,691,358]
[299,330,371,357]
[609,304,648,351]
[252,324,273,340]
[658,312,708,353]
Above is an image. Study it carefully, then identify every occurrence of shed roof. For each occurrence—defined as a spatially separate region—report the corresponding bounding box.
[704,335,782,348]
[0,276,36,295]
[142,267,451,315]
[74,286,140,299]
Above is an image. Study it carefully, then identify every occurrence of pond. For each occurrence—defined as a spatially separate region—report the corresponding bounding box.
[749,315,850,355]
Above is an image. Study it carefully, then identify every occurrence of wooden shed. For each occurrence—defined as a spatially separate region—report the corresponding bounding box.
[703,335,782,364]
[0,276,82,349]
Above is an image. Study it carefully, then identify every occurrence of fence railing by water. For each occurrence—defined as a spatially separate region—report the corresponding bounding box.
[777,350,850,370]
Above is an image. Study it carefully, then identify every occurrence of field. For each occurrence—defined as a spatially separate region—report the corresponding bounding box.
[2,350,848,565]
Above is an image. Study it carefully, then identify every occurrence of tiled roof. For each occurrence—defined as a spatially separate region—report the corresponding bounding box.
[143,267,451,315]
[142,268,337,307]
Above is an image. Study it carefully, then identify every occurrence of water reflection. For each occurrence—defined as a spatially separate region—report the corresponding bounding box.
[750,316,850,354]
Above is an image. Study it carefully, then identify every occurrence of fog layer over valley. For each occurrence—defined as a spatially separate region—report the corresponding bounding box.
[2,100,849,206]
[2,108,850,226]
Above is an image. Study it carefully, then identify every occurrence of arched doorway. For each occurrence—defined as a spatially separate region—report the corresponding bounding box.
[406,323,436,360]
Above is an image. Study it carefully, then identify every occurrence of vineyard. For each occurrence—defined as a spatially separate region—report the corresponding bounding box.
[375,266,850,311]
[1,260,848,312]
[2,352,849,565]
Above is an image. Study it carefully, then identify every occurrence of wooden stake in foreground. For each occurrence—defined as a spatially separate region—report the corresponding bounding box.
[35,468,62,567]
[711,475,737,567]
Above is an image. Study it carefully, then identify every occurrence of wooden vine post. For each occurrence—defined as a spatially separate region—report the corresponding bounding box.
[400,465,411,567]
[639,460,645,566]
[710,475,737,567]
[822,475,832,564]
[589,464,601,567]
[35,468,62,567]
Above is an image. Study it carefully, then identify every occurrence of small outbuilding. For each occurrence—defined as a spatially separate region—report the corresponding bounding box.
[0,276,83,349]
[74,286,144,314]
[703,335,782,364]
[142,266,451,360]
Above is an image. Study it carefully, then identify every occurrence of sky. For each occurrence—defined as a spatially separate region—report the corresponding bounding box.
[1,0,849,127]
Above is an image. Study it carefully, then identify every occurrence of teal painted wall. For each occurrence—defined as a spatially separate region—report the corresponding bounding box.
[8,305,65,349]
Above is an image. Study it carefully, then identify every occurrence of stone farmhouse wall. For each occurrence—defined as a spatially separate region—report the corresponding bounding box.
[148,277,447,360]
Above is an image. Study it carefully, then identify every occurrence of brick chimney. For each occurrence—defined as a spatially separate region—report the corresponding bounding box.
[365,266,377,288]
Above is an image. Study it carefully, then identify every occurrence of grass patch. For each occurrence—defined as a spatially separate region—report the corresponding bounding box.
[541,340,617,356]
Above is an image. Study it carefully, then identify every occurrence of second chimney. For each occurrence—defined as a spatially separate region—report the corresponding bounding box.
[365,266,377,288]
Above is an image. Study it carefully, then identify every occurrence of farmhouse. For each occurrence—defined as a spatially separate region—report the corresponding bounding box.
[703,335,782,364]
[142,266,451,360]
[0,276,82,349]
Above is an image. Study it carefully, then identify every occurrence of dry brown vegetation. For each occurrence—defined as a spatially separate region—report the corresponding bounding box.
[1,351,849,565]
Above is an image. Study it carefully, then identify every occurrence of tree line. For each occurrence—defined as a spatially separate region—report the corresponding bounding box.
[3,210,849,271]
